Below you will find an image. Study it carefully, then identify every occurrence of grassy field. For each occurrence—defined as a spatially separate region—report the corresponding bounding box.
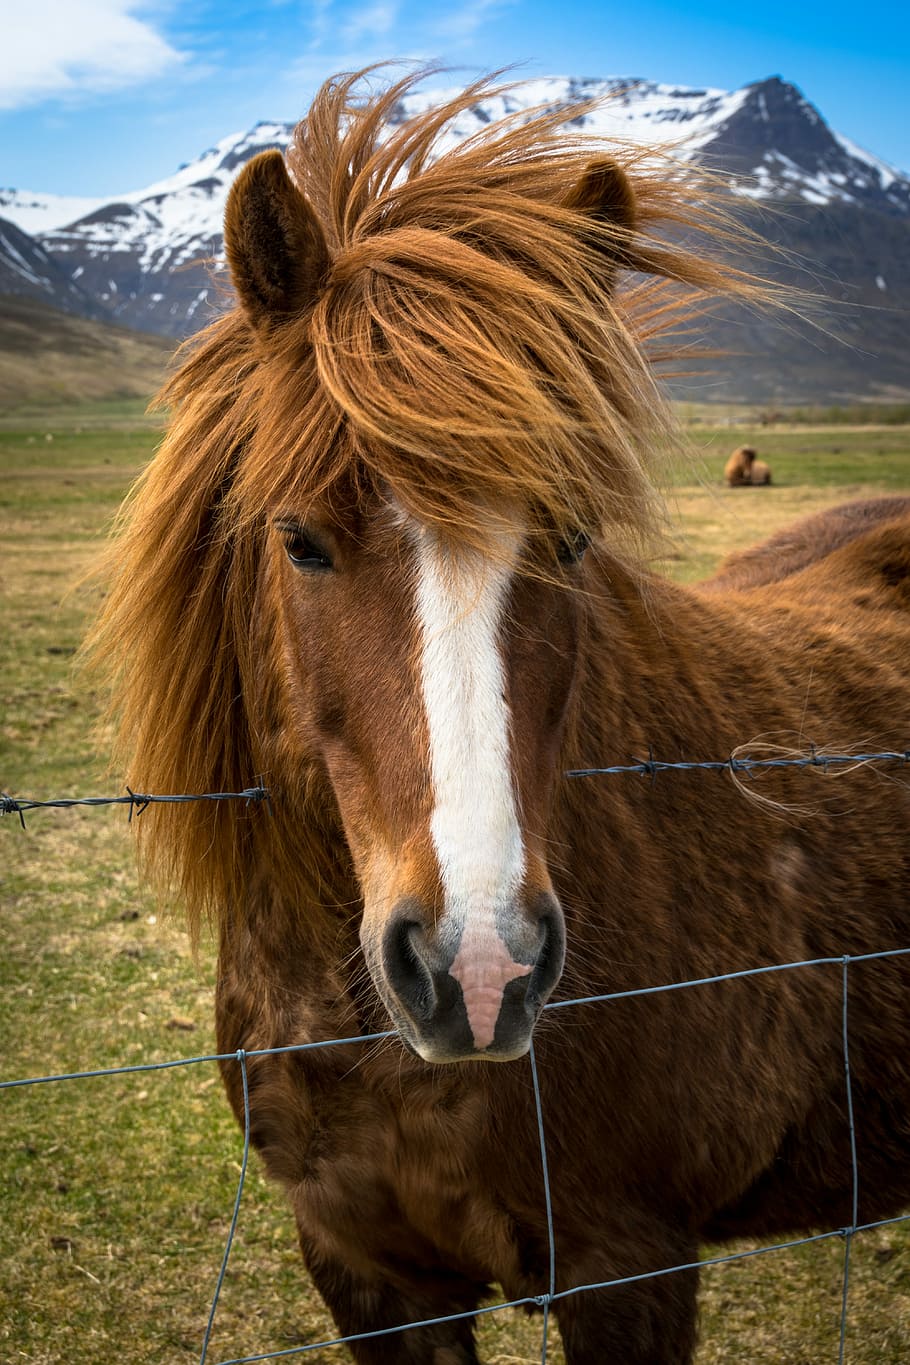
[2,400,910,1363]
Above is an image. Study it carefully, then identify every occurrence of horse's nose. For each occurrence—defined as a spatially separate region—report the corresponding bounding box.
[378,895,565,1062]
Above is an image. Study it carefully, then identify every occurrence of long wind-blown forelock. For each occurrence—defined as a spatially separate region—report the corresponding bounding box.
[296,73,666,550]
[233,68,765,551]
[87,68,767,931]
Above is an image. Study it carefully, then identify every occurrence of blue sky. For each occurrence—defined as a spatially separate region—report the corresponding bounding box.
[1,0,908,195]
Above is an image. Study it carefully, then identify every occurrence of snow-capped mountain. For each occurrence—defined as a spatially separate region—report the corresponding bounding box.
[0,212,105,317]
[2,75,907,341]
[399,75,908,214]
[1,121,293,334]
[1,74,908,401]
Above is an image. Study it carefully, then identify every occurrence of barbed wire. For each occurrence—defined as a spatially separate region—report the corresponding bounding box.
[0,784,270,829]
[3,748,907,830]
[564,747,910,778]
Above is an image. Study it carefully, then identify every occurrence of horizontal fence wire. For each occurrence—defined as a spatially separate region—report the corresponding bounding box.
[564,748,910,778]
[0,785,270,828]
[2,748,908,829]
[4,750,910,1362]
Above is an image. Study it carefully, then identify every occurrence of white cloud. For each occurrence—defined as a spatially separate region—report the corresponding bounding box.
[341,1,400,44]
[432,0,516,41]
[0,0,185,110]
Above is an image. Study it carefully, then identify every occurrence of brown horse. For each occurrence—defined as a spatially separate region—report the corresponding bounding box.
[89,71,910,1363]
[724,444,772,485]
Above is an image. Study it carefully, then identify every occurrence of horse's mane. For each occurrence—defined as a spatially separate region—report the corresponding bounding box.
[86,68,767,931]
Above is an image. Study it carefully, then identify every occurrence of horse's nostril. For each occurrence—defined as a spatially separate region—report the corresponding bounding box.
[528,910,566,1006]
[382,915,436,1021]
[375,895,565,1061]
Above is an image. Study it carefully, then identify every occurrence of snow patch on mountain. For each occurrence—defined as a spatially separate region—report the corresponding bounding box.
[833,132,900,190]
[391,76,751,159]
[3,121,293,270]
[0,188,108,234]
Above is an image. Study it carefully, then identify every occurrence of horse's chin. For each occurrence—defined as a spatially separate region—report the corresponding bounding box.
[399,1032,533,1065]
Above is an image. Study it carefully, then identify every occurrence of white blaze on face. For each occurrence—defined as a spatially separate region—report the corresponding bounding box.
[411,521,532,1050]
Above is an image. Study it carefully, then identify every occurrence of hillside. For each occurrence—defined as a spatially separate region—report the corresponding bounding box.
[667,199,910,404]
[0,295,173,411]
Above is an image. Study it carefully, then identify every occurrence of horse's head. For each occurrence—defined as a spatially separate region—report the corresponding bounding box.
[100,73,750,1065]
[219,101,649,1061]
[259,484,586,1062]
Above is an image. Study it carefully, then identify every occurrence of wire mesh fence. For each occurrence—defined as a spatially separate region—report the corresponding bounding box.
[4,750,910,1364]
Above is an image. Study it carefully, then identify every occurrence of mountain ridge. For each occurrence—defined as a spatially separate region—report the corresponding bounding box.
[1,73,908,402]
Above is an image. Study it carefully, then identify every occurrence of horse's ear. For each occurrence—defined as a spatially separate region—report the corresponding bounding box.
[562,158,637,265]
[224,150,330,331]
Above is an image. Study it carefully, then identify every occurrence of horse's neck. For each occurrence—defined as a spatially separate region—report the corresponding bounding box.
[569,560,754,767]
[553,566,775,999]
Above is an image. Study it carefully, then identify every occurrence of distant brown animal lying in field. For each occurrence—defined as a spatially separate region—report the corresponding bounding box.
[724,445,772,485]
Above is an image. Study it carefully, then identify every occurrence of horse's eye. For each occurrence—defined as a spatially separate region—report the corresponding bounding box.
[279,526,333,571]
[557,529,591,566]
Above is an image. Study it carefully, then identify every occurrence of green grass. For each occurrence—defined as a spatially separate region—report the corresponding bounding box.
[675,402,910,428]
[680,423,910,491]
[657,424,910,582]
[2,402,910,1362]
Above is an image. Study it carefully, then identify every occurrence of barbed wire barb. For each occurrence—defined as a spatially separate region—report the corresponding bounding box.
[125,786,151,821]
[1,792,28,829]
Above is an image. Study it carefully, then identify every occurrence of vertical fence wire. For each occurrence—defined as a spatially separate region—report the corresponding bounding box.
[838,956,860,1365]
[529,1037,556,1364]
[201,1050,251,1364]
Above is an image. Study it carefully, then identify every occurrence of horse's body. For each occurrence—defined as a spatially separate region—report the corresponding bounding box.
[92,72,910,1363]
[703,494,910,591]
